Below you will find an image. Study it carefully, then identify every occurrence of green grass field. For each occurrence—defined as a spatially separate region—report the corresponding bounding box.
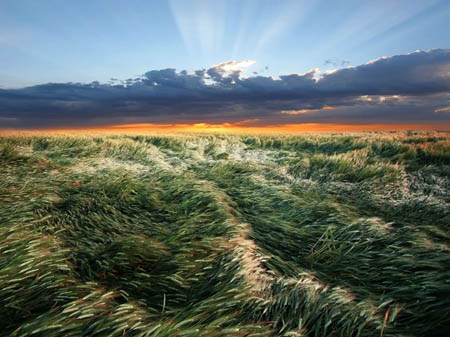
[1,131,450,337]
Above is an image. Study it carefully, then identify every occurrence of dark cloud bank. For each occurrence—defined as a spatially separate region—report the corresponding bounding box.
[1,49,450,128]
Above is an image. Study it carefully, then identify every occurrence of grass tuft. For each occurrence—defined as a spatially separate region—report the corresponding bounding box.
[1,130,449,336]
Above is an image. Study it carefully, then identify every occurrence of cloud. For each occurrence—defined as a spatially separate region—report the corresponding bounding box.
[281,107,336,115]
[435,106,450,113]
[323,59,351,68]
[0,49,449,128]
[318,50,450,95]
[210,60,256,73]
[207,60,255,84]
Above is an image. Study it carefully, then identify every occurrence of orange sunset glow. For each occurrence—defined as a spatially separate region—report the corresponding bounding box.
[107,122,450,133]
[3,122,449,136]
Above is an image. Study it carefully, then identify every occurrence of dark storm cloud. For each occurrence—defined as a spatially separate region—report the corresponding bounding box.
[318,50,450,95]
[0,49,449,128]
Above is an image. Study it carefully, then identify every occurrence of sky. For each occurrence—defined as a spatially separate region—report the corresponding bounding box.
[0,0,450,129]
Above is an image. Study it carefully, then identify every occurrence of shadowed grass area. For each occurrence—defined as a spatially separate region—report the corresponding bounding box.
[0,131,449,337]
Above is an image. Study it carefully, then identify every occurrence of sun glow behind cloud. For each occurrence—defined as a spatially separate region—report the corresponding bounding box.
[145,0,447,77]
[211,60,256,72]
[168,0,321,65]
[281,106,336,115]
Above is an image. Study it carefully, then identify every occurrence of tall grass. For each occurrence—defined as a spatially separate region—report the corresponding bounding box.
[0,131,449,337]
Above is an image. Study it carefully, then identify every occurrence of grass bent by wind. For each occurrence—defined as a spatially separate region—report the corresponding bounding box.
[0,131,449,337]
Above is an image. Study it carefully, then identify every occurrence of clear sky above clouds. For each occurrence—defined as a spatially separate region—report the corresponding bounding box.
[1,0,449,87]
[0,0,449,128]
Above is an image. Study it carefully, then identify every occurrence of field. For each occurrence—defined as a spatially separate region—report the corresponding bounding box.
[1,131,450,337]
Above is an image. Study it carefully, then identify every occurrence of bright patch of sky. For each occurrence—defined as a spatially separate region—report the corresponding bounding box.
[0,0,449,88]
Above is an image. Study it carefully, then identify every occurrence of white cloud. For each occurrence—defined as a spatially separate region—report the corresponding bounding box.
[281,106,336,115]
[210,60,256,73]
[435,106,450,113]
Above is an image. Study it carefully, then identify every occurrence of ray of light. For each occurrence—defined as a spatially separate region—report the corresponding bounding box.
[230,0,259,59]
[310,0,440,62]
[360,0,450,52]
[169,0,227,63]
[254,0,318,55]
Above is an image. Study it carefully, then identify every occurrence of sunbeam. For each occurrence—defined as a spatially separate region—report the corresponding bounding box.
[254,0,318,55]
[169,0,227,63]
[309,0,440,62]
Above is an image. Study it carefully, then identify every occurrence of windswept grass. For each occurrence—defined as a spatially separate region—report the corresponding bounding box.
[1,131,449,337]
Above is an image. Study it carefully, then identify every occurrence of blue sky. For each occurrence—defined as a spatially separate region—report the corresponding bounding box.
[1,0,449,88]
[0,0,449,128]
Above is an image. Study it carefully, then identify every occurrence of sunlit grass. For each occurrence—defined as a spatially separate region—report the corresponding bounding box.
[1,130,449,336]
